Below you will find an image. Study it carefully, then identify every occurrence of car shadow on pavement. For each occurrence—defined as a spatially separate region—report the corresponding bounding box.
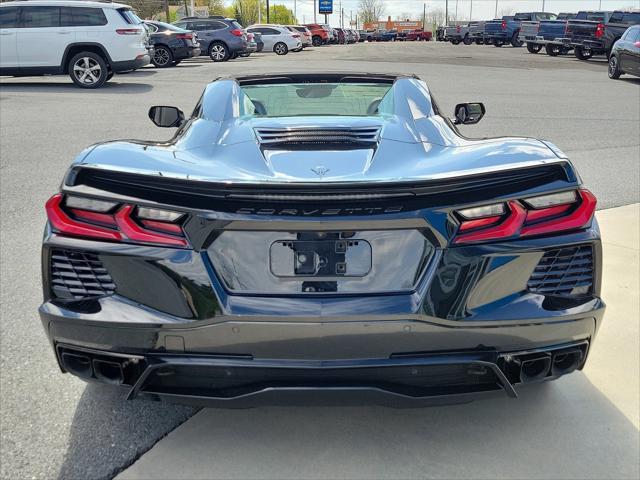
[0,81,154,94]
[57,384,197,480]
[114,374,640,480]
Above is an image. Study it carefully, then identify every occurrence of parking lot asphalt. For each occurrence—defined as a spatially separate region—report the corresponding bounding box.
[1,41,639,480]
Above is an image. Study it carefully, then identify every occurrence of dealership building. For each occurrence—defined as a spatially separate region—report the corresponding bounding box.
[363,17,424,32]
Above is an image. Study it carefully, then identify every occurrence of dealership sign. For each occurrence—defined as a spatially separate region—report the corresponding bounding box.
[319,0,333,14]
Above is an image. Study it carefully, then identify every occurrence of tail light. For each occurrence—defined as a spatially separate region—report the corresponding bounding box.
[292,33,300,38]
[46,194,189,248]
[595,23,605,39]
[116,28,143,35]
[635,41,640,48]
[230,29,243,37]
[175,33,193,40]
[501,20,507,30]
[456,25,461,33]
[453,189,596,245]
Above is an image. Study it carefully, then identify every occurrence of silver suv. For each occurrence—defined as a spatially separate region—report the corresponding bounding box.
[0,0,150,88]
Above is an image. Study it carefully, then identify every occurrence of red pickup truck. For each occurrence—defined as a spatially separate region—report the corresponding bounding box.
[406,29,432,41]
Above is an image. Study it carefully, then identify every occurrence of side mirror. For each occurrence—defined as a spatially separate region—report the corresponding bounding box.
[148,106,185,128]
[453,102,486,125]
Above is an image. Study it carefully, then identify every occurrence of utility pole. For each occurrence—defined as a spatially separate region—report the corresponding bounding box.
[294,0,297,21]
[494,0,498,18]
[266,0,270,23]
[542,0,545,11]
[314,0,316,23]
[470,0,473,21]
[455,0,458,23]
[423,3,426,29]
[258,0,261,23]
[164,0,169,22]
[445,0,448,25]
[355,14,358,29]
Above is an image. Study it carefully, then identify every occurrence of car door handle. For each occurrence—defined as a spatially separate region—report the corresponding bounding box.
[57,31,72,35]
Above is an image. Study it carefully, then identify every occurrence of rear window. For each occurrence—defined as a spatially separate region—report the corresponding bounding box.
[230,20,243,30]
[21,6,60,28]
[239,82,394,117]
[148,21,186,32]
[514,13,532,21]
[0,6,19,28]
[118,8,142,25]
[61,7,107,27]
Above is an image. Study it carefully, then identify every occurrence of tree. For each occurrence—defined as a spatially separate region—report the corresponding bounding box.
[233,0,260,26]
[269,4,296,25]
[127,0,164,20]
[358,0,385,25]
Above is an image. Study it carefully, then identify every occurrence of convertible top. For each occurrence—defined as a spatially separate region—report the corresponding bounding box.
[220,72,419,86]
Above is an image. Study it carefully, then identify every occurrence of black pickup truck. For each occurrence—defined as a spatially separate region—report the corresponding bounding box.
[567,10,640,60]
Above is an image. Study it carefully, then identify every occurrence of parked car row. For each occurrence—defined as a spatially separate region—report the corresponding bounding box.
[356,28,432,42]
[441,10,640,79]
[0,0,360,87]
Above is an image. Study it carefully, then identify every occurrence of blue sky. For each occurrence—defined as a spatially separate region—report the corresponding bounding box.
[236,0,640,24]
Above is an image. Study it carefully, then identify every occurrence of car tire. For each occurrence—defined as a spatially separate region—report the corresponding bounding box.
[209,42,229,62]
[574,46,592,60]
[493,39,503,47]
[545,44,561,56]
[106,71,114,81]
[312,35,322,46]
[511,32,523,47]
[526,43,542,54]
[151,45,173,68]
[451,39,460,45]
[68,52,109,89]
[274,42,288,55]
[475,38,483,45]
[463,35,472,45]
[608,54,622,79]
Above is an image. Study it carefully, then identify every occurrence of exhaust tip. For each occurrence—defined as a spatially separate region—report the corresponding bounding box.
[92,359,125,385]
[61,352,93,379]
[552,348,583,377]
[519,355,551,383]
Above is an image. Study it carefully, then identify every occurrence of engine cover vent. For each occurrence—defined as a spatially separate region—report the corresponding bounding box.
[255,127,381,146]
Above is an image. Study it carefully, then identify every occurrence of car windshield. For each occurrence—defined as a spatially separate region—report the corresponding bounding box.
[239,82,394,117]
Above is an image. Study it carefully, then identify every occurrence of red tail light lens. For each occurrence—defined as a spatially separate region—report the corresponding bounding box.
[501,20,507,30]
[635,41,640,48]
[453,189,596,244]
[116,28,143,35]
[595,23,605,39]
[456,25,461,33]
[46,195,189,248]
[175,33,193,40]
[230,29,243,37]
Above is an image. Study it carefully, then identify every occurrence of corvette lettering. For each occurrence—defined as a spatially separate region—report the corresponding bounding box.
[235,206,404,215]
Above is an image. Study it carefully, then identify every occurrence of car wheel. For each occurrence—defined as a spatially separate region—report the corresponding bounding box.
[545,44,561,56]
[526,43,542,54]
[511,33,523,47]
[68,52,108,89]
[463,35,472,45]
[274,42,288,55]
[312,36,322,46]
[608,54,622,79]
[475,38,483,45]
[574,46,592,60]
[209,42,229,62]
[493,39,503,47]
[151,46,173,68]
[451,39,460,45]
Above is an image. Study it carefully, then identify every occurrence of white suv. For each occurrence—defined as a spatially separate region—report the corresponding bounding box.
[0,1,150,88]
[246,25,302,55]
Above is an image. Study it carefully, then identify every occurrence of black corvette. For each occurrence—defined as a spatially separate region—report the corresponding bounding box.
[40,73,604,406]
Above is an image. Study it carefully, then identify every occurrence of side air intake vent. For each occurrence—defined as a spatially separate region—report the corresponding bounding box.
[50,250,116,299]
[255,127,381,145]
[527,245,593,296]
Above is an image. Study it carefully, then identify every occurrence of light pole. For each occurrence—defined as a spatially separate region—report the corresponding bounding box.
[495,0,498,18]
[445,0,448,25]
[470,0,473,21]
[314,0,316,23]
[266,0,269,23]
[423,2,426,29]
[455,0,458,23]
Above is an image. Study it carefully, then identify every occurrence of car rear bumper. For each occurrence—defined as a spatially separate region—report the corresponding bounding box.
[41,292,603,406]
[174,46,201,60]
[111,54,150,72]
